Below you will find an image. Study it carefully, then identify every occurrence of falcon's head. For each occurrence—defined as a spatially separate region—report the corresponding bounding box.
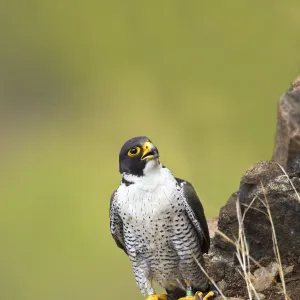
[119,136,160,176]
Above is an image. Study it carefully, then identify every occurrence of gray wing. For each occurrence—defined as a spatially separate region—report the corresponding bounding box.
[176,178,210,253]
[109,191,127,254]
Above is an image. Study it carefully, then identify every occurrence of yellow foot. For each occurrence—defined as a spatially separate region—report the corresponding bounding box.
[194,292,203,300]
[178,297,195,300]
[203,291,215,300]
[157,295,168,300]
[146,294,167,300]
[194,291,216,300]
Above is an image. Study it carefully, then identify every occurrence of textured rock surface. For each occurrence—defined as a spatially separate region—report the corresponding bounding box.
[205,167,300,298]
[252,262,279,292]
[215,298,244,300]
[216,163,300,263]
[205,77,300,299]
[272,85,300,171]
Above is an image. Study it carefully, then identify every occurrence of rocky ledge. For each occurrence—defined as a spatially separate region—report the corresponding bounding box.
[206,76,300,300]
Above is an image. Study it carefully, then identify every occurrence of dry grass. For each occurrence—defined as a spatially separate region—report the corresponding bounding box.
[276,163,300,202]
[193,255,227,300]
[235,197,260,300]
[192,162,300,299]
[258,183,288,300]
[214,184,292,300]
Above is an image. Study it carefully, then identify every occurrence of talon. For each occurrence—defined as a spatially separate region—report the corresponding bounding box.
[146,295,159,300]
[157,294,168,300]
[203,291,216,300]
[178,297,195,300]
[195,291,203,300]
[146,294,167,300]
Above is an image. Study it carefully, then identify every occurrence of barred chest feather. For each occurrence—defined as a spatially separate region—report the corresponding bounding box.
[116,167,192,254]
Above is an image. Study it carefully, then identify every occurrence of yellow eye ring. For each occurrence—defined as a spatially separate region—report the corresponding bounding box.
[128,147,141,157]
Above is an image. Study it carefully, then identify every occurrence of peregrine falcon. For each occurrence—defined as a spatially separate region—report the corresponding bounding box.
[110,136,212,300]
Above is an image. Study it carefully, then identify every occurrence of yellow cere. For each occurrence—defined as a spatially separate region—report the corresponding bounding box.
[141,141,154,160]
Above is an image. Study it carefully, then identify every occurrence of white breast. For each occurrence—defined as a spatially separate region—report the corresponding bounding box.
[117,167,177,220]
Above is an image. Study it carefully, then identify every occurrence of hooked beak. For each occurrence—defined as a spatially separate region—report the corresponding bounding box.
[141,141,159,160]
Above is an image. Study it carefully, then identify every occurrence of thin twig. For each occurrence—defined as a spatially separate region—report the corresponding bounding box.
[235,198,260,299]
[193,255,227,300]
[216,192,291,300]
[260,182,288,300]
[276,163,300,202]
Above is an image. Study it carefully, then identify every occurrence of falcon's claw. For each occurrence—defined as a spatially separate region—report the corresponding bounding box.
[194,291,203,300]
[202,290,219,300]
[178,296,195,300]
[146,294,167,300]
[157,295,168,300]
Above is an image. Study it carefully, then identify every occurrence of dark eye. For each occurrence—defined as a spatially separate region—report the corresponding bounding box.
[130,148,137,154]
[128,147,141,157]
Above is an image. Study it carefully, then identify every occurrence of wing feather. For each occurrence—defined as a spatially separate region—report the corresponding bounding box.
[176,178,210,253]
[109,191,127,254]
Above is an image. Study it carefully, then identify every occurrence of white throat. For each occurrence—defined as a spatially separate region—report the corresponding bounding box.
[122,160,171,191]
[143,159,160,175]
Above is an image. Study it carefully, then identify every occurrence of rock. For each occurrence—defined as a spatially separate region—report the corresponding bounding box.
[252,262,279,292]
[292,75,300,91]
[206,259,226,282]
[240,160,282,187]
[207,218,218,238]
[272,85,300,171]
[216,279,227,291]
[205,76,300,300]
[215,169,300,262]
[214,192,238,252]
[256,293,265,299]
[215,297,245,300]
[283,265,294,276]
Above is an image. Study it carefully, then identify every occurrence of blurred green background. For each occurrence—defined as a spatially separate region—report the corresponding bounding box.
[1,1,300,299]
